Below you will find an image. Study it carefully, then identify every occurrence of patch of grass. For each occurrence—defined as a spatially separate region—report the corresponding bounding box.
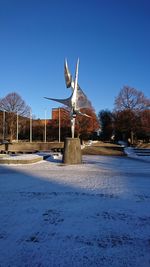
[82,142,125,156]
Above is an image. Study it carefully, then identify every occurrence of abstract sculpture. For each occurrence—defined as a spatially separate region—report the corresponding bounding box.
[45,58,92,138]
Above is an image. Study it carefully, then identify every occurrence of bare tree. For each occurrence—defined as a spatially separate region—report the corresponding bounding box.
[114,86,150,144]
[0,92,30,115]
[139,110,150,142]
[0,92,30,141]
[114,86,150,111]
[114,109,139,144]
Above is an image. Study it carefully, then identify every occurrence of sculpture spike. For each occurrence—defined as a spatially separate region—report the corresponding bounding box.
[64,59,72,88]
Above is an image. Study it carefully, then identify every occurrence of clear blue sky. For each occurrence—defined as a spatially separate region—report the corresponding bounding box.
[0,0,150,119]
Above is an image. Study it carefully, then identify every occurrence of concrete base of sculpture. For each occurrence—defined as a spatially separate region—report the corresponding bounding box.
[63,138,82,164]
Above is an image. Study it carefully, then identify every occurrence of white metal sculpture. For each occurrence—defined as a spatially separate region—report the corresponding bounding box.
[45,59,92,138]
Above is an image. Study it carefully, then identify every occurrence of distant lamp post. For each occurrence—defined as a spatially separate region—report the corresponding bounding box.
[58,108,61,142]
[44,109,47,143]
[3,110,5,141]
[30,109,32,143]
[16,110,18,143]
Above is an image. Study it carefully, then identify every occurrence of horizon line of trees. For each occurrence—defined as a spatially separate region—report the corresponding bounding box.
[0,86,150,144]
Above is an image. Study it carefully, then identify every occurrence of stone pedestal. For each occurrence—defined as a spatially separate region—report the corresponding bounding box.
[63,138,82,164]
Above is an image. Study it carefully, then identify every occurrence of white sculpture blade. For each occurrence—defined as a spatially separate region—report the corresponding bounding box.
[64,59,72,88]
[44,96,72,108]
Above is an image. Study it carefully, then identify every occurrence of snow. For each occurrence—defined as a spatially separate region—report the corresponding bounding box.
[0,155,150,267]
[124,147,150,162]
[0,154,43,160]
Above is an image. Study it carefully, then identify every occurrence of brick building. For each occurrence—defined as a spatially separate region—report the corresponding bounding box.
[52,108,69,120]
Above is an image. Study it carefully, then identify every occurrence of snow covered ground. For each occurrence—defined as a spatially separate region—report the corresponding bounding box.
[0,155,150,267]
[124,147,150,162]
